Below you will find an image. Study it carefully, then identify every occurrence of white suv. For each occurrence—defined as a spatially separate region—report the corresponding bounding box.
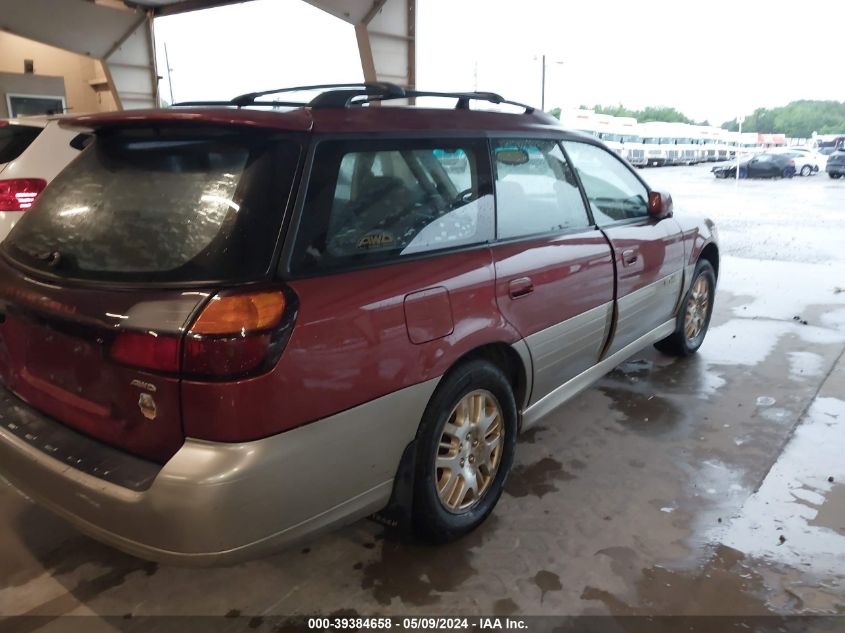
[0,117,89,240]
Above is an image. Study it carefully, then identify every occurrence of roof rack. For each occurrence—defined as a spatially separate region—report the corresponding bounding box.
[172,82,536,114]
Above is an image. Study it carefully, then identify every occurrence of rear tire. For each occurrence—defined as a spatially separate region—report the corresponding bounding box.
[412,360,517,543]
[800,165,812,177]
[655,260,716,357]
[831,173,842,179]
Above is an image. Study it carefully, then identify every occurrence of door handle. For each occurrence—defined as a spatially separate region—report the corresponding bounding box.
[622,249,638,267]
[508,277,534,299]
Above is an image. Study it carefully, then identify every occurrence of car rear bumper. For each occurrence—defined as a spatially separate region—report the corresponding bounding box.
[827,164,845,175]
[0,378,438,565]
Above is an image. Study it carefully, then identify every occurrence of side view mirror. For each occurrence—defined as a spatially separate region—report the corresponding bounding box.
[648,191,673,219]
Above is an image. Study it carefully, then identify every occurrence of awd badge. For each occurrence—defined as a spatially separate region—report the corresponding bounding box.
[138,393,157,421]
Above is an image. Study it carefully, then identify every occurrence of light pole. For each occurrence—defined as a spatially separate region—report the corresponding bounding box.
[537,55,564,112]
[541,54,546,111]
[736,114,745,183]
[164,42,175,105]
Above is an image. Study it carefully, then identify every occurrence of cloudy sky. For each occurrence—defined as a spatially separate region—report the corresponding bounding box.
[154,0,845,125]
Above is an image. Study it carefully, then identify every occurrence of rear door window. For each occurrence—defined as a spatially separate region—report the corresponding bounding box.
[3,127,300,283]
[0,124,42,163]
[290,139,493,274]
[492,139,591,239]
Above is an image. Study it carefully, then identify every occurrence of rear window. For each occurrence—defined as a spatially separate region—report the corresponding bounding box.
[3,127,300,283]
[0,124,42,163]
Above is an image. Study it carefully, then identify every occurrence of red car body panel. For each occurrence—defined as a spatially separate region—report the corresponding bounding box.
[675,214,719,269]
[180,248,523,443]
[63,107,562,136]
[64,108,315,133]
[0,258,202,462]
[491,231,615,336]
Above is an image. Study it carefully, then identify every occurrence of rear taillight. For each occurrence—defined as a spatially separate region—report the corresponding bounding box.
[111,332,181,373]
[183,290,290,377]
[109,289,296,379]
[0,178,47,212]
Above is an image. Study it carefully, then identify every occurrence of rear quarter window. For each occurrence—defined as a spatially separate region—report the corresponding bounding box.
[0,124,42,163]
[3,127,300,284]
[289,138,494,275]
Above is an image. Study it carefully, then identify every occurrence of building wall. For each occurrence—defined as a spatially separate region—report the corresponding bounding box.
[0,31,117,116]
[0,72,65,118]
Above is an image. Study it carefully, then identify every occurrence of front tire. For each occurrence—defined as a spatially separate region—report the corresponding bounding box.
[412,360,517,543]
[831,173,842,179]
[655,260,716,356]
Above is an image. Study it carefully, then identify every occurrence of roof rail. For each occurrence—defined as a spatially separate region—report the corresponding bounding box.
[172,83,536,114]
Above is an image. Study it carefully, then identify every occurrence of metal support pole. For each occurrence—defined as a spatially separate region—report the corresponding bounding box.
[164,42,175,104]
[541,54,546,112]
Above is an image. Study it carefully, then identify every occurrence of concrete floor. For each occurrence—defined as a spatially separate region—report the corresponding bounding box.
[2,164,845,621]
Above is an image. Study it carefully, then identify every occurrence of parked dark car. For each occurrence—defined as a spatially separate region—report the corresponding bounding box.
[0,84,719,564]
[712,153,796,179]
[826,149,845,179]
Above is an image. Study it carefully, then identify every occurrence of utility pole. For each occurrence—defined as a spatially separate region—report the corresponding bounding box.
[736,114,744,183]
[164,42,175,105]
[538,55,563,113]
[541,54,546,112]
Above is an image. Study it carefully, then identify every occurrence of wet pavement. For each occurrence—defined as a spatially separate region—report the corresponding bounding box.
[1,164,845,621]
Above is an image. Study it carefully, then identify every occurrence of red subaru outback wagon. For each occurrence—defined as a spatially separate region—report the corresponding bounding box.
[0,84,718,564]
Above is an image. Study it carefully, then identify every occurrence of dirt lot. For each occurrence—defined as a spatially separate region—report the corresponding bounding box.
[2,164,844,624]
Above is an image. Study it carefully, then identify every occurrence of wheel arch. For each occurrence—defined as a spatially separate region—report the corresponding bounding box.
[441,341,531,419]
[699,241,720,280]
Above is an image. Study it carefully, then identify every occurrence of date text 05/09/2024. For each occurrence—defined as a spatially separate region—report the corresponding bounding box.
[307,617,528,630]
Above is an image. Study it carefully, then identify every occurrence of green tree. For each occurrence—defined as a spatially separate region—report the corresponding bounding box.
[569,103,696,124]
[722,100,845,137]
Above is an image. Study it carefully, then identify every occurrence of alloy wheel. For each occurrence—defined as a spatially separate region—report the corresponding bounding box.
[684,275,710,342]
[435,389,504,513]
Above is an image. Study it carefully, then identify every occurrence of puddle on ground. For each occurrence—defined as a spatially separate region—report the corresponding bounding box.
[713,397,845,579]
[702,319,845,369]
[809,484,845,534]
[788,351,825,381]
[760,406,792,424]
[582,545,774,615]
[718,259,845,323]
[358,518,496,607]
[505,457,574,498]
[533,570,562,603]
[597,387,682,436]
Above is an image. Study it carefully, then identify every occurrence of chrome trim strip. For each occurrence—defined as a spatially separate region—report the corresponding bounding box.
[521,318,676,430]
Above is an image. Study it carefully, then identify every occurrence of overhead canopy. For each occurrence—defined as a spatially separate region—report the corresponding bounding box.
[0,0,415,109]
